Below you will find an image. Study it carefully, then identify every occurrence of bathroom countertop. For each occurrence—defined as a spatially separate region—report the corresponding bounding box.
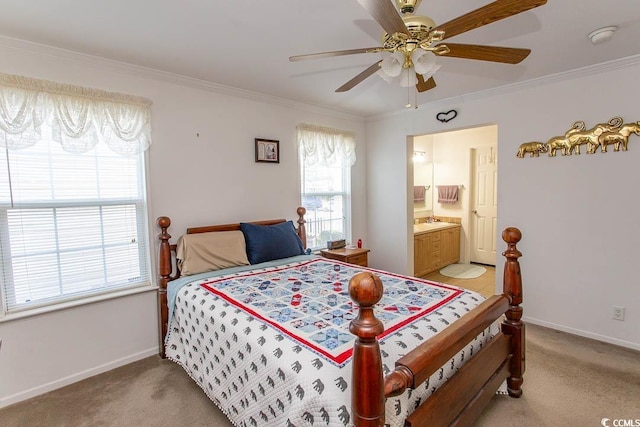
[413,222,460,235]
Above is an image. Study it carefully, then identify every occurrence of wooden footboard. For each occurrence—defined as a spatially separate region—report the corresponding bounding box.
[349,227,524,427]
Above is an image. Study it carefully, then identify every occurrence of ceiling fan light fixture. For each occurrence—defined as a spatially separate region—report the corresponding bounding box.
[412,49,438,75]
[420,64,441,80]
[380,51,404,77]
[376,68,396,83]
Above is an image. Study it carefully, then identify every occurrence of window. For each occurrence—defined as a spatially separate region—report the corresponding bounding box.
[297,124,356,250]
[0,73,152,316]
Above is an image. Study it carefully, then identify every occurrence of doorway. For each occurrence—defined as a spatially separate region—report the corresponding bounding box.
[411,124,498,267]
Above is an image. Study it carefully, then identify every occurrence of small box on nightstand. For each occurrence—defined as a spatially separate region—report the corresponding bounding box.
[326,239,346,250]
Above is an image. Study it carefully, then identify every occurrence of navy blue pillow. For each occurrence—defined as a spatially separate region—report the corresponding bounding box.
[240,220,305,264]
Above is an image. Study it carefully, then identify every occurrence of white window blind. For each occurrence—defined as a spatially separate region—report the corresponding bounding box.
[297,124,355,250]
[0,74,152,314]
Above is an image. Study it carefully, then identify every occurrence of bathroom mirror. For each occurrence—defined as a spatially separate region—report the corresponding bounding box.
[413,154,433,217]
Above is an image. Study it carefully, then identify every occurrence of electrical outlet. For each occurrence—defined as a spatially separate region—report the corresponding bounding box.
[612,306,625,321]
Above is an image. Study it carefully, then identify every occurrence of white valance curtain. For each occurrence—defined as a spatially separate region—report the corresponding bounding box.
[297,124,356,167]
[0,73,152,156]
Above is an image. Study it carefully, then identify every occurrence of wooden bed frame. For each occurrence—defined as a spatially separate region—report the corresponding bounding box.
[156,207,524,427]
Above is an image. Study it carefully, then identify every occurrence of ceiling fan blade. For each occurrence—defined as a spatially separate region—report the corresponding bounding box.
[336,61,381,93]
[289,47,380,62]
[416,74,436,93]
[438,43,531,64]
[354,0,409,36]
[433,0,547,41]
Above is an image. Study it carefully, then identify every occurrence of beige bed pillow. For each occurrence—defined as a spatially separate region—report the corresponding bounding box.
[176,230,249,276]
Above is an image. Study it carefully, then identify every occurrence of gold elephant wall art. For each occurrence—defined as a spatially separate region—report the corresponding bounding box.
[516,141,548,158]
[598,121,640,152]
[516,117,639,159]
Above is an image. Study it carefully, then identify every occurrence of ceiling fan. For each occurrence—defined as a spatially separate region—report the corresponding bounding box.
[289,0,547,95]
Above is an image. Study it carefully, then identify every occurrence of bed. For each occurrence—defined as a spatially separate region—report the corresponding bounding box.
[156,207,525,427]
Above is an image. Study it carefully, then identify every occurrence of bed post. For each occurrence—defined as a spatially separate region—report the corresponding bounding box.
[157,216,172,359]
[501,227,524,397]
[348,272,386,427]
[296,206,307,249]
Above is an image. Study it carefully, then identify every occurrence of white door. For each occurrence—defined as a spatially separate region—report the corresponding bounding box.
[470,146,497,265]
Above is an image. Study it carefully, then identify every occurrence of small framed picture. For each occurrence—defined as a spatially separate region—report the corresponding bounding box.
[255,138,280,163]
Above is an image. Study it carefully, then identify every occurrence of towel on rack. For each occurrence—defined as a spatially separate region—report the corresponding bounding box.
[413,186,426,202]
[437,185,459,204]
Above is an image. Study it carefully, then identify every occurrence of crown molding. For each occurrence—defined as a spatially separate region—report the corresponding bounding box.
[0,34,365,123]
[368,53,640,122]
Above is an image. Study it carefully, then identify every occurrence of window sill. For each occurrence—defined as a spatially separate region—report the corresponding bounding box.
[0,283,157,324]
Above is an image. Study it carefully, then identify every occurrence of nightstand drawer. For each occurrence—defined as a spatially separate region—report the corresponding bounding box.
[347,253,368,267]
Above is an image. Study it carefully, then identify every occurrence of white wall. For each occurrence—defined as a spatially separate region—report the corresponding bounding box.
[0,38,366,406]
[366,59,640,350]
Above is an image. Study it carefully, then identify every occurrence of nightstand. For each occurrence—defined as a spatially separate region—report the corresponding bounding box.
[320,247,370,267]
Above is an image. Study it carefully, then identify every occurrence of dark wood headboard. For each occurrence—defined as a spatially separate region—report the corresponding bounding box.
[155,207,307,357]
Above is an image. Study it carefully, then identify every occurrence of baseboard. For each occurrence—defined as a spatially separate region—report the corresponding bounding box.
[523,316,640,351]
[0,347,158,408]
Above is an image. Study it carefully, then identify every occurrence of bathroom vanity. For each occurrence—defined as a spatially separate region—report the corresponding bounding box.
[414,222,461,277]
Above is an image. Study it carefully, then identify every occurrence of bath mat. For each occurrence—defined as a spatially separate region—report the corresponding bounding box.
[439,263,487,279]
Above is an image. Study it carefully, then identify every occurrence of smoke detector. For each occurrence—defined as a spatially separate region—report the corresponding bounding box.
[588,26,617,45]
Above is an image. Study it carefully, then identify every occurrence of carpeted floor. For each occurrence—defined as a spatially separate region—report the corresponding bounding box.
[1,324,638,426]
